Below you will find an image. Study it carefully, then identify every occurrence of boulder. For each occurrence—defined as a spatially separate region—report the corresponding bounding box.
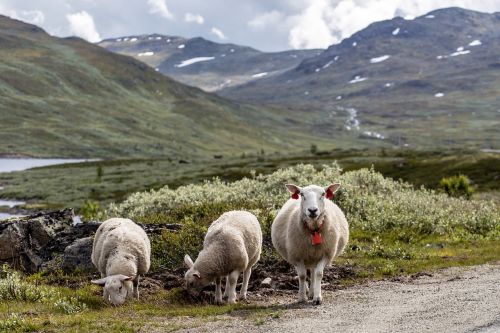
[0,209,99,273]
[61,237,94,272]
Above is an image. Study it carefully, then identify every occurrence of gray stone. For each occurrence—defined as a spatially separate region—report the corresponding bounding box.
[261,277,272,287]
[61,237,94,272]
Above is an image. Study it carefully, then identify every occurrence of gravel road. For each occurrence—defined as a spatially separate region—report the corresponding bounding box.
[177,263,500,333]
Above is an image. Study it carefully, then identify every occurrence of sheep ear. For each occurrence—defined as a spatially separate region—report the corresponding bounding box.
[325,183,341,199]
[91,277,108,286]
[117,275,133,282]
[286,184,301,199]
[184,254,194,268]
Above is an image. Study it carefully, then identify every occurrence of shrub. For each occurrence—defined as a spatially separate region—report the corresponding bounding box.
[439,174,474,199]
[0,265,87,314]
[107,164,499,271]
[80,200,103,221]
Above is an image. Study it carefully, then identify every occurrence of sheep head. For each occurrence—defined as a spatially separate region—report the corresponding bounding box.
[184,254,211,290]
[91,274,133,305]
[286,183,341,230]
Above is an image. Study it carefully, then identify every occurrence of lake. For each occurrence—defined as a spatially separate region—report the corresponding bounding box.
[0,212,23,220]
[0,158,94,220]
[0,158,94,173]
[0,199,26,208]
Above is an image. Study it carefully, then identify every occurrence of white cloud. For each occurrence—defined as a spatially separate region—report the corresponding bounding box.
[0,5,45,26]
[147,0,173,19]
[287,0,500,49]
[248,10,284,30]
[66,11,101,43]
[211,27,227,40]
[184,12,204,24]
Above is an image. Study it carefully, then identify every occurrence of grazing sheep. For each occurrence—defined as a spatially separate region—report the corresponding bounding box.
[184,210,262,304]
[272,183,349,305]
[91,218,151,305]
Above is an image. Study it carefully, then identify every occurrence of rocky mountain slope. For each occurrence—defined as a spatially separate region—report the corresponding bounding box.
[99,36,321,91]
[219,8,500,149]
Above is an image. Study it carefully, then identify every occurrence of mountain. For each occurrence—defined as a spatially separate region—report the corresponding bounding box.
[0,16,328,158]
[98,36,321,91]
[219,8,500,149]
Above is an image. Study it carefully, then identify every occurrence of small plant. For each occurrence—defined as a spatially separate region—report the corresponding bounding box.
[439,174,474,199]
[54,297,87,314]
[310,143,318,155]
[0,313,34,332]
[80,200,101,221]
[96,165,104,181]
[0,265,87,314]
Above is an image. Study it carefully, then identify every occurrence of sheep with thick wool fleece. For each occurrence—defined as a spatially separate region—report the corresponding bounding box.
[184,210,262,304]
[272,183,349,305]
[91,218,151,305]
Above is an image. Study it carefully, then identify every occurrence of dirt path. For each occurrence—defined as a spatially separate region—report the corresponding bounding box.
[177,263,500,333]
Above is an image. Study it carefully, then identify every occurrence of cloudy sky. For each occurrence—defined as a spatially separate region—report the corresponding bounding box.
[1,0,499,51]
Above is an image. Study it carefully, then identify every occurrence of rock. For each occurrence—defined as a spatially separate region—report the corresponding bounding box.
[261,277,272,287]
[0,209,181,274]
[0,209,98,273]
[61,237,94,272]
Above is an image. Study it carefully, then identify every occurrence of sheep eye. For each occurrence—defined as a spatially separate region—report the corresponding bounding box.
[119,286,122,291]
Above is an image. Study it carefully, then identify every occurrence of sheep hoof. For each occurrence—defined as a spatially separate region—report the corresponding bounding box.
[215,299,223,306]
[313,297,322,306]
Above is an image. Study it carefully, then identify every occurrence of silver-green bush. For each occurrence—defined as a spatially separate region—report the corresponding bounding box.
[108,164,499,236]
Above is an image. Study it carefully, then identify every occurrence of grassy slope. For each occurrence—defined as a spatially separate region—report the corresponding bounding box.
[0,150,498,210]
[0,16,327,159]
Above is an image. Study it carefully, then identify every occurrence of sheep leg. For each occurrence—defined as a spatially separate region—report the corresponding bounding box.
[227,270,240,304]
[313,257,328,305]
[133,275,140,299]
[308,268,315,300]
[215,276,223,305]
[223,275,230,299]
[295,263,308,303]
[240,267,252,301]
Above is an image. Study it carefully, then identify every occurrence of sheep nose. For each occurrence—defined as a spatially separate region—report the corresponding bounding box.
[308,208,318,215]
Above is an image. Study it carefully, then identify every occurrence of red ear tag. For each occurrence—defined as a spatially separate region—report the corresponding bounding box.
[326,189,334,199]
[312,232,323,245]
[291,191,299,200]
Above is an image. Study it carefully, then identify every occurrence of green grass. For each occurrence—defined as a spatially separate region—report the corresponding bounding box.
[0,149,497,211]
[2,233,500,332]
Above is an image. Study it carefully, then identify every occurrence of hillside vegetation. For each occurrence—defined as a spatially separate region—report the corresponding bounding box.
[0,16,324,158]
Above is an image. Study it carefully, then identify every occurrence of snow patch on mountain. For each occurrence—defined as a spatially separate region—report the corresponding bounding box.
[349,76,367,84]
[252,72,268,78]
[370,55,390,64]
[175,57,215,67]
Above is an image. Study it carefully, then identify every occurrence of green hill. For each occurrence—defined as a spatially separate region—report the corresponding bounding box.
[0,16,322,158]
